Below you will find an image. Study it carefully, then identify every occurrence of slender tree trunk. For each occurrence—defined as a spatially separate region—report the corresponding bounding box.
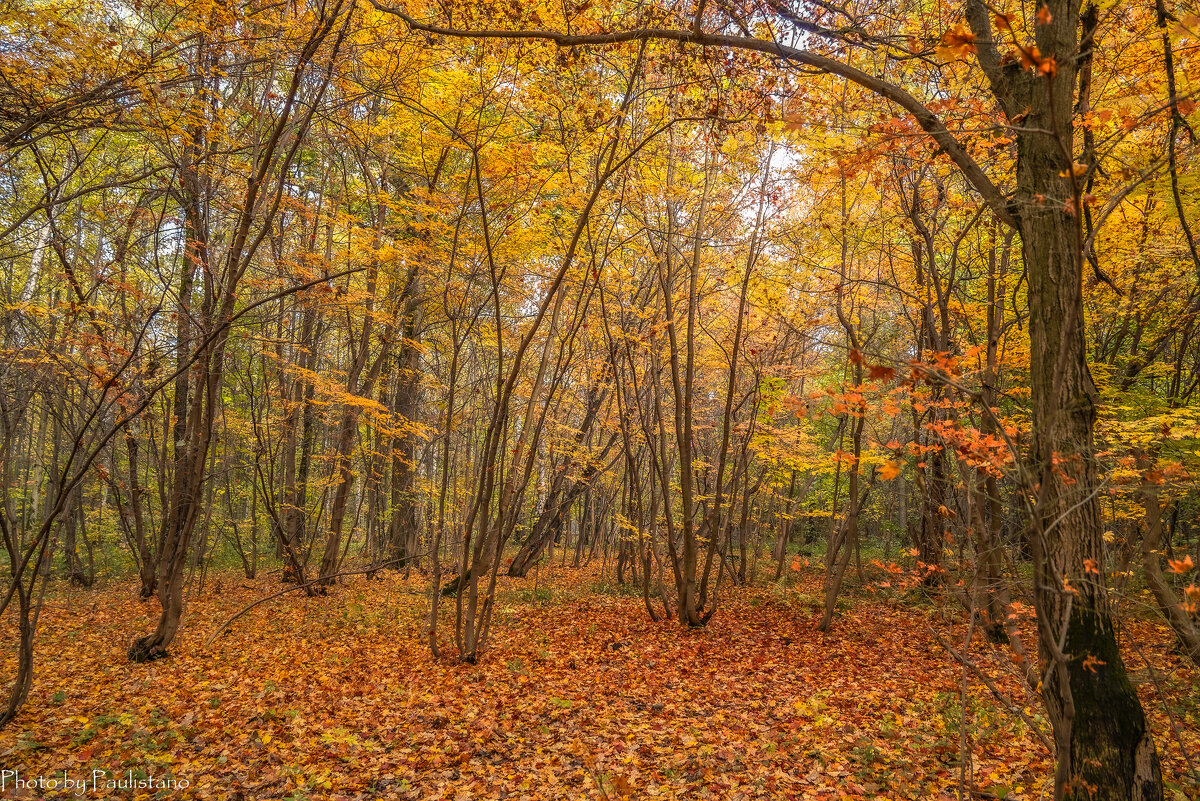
[1138,466,1200,666]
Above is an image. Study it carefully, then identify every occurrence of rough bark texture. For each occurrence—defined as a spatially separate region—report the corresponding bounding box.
[1004,2,1163,797]
[959,0,1164,796]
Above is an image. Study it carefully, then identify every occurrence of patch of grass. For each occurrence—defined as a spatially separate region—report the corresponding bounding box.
[849,741,884,780]
[72,714,122,747]
[508,586,555,605]
[16,732,47,752]
[588,580,643,599]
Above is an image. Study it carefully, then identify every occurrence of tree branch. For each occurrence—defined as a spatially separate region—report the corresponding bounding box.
[371,4,1018,228]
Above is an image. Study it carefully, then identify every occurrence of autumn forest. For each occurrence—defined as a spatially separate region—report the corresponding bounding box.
[1,0,1199,798]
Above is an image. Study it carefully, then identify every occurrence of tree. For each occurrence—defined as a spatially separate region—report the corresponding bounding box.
[129,0,353,661]
[375,0,1167,796]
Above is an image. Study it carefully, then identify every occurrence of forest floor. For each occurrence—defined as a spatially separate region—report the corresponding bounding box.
[1,561,1197,800]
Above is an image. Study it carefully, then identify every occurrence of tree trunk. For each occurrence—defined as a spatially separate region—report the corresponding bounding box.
[959,1,1165,794]
[1138,468,1200,667]
[1015,4,1162,795]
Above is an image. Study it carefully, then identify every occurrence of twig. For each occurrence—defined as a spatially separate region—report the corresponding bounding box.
[933,631,1053,753]
[958,607,978,801]
[203,553,429,646]
[1119,619,1200,784]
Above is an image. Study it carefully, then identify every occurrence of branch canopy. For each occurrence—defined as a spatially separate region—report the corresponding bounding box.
[371,2,1018,228]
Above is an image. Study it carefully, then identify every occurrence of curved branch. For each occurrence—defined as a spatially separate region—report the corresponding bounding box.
[371,4,1018,228]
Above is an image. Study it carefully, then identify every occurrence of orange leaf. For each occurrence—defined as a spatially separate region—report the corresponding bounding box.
[937,22,977,59]
[1167,555,1195,574]
[1019,45,1042,70]
[868,363,896,381]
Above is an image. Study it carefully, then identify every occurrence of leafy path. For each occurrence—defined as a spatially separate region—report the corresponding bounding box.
[1,566,1196,799]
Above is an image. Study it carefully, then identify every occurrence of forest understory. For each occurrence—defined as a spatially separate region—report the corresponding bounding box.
[1,562,1196,801]
[5,0,1200,798]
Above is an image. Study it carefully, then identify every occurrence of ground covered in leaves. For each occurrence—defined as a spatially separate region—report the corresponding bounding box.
[1,564,1197,800]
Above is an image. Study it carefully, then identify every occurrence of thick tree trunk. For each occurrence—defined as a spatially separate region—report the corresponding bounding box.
[1023,139,1163,801]
[960,1,1165,794]
[130,344,221,663]
[1018,6,1162,794]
